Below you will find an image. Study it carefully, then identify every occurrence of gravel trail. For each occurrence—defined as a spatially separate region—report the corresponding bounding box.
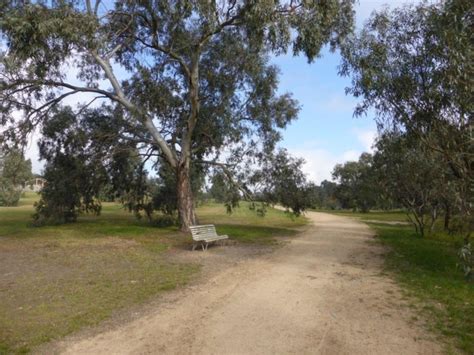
[55,212,441,355]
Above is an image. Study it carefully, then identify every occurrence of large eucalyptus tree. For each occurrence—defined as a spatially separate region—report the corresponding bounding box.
[339,0,473,239]
[0,0,354,230]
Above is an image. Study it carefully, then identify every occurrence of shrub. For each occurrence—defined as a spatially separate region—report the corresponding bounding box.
[0,182,21,206]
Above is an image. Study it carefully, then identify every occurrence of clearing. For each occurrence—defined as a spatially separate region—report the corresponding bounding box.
[51,212,442,354]
[0,196,305,353]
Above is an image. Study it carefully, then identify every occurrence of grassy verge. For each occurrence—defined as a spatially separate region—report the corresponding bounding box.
[199,202,307,244]
[313,208,408,222]
[0,195,306,353]
[349,212,474,353]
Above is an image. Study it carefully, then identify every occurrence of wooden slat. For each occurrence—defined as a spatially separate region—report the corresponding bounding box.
[190,224,228,242]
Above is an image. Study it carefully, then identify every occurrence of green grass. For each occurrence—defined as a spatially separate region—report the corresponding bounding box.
[367,222,474,353]
[0,196,306,353]
[198,202,307,244]
[314,208,409,222]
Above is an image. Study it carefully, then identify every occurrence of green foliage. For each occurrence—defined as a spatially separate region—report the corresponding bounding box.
[0,148,32,206]
[372,223,474,353]
[0,183,21,207]
[33,108,106,224]
[340,0,473,238]
[209,173,230,203]
[0,149,32,185]
[340,0,472,129]
[33,156,103,225]
[152,162,205,217]
[253,149,314,215]
[0,0,355,229]
[316,180,341,209]
[33,106,149,224]
[332,152,380,212]
[372,132,456,237]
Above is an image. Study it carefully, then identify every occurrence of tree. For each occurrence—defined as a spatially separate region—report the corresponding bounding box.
[34,107,107,223]
[340,0,473,239]
[209,172,239,206]
[257,149,312,215]
[319,180,339,209]
[33,106,149,223]
[0,0,354,230]
[150,159,206,218]
[0,148,32,206]
[332,152,379,212]
[372,132,455,237]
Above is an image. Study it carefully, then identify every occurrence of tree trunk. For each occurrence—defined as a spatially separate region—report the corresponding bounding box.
[429,207,437,234]
[444,205,451,231]
[176,165,197,232]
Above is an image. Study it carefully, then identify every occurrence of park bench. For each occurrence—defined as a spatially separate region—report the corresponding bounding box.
[190,224,228,251]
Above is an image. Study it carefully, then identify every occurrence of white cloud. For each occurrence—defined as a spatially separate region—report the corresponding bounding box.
[322,95,357,113]
[288,146,362,184]
[355,0,426,27]
[342,149,360,161]
[354,128,377,152]
[288,128,378,185]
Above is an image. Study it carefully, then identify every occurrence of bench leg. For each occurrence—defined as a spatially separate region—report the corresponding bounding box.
[202,242,206,251]
[192,243,197,251]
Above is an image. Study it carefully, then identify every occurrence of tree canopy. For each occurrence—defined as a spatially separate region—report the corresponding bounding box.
[0,0,355,229]
[340,0,473,239]
[332,152,380,212]
[0,148,32,206]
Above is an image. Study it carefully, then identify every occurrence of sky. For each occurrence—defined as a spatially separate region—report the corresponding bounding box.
[24,0,422,183]
[273,0,424,183]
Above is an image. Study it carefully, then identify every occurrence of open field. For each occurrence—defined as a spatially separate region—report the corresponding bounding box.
[326,210,473,353]
[0,194,307,353]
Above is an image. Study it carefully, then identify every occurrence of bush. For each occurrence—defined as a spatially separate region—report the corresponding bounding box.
[0,182,21,206]
[149,214,178,227]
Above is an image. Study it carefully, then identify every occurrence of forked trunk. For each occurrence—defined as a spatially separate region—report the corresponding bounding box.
[177,166,197,232]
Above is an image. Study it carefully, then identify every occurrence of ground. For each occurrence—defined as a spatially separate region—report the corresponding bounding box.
[46,212,442,354]
[0,194,305,353]
[2,196,472,354]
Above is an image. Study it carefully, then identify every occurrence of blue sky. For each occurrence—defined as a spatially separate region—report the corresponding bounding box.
[25,0,422,183]
[270,0,422,183]
[272,49,377,183]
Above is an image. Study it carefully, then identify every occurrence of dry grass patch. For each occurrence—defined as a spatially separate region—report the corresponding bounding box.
[0,197,307,353]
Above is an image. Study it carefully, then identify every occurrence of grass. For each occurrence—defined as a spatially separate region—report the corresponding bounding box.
[334,209,474,353]
[0,194,307,353]
[314,208,409,223]
[199,202,307,244]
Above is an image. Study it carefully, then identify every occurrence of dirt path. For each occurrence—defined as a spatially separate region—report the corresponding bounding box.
[53,212,442,354]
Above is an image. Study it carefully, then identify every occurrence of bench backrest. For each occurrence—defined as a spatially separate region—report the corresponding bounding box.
[189,224,218,241]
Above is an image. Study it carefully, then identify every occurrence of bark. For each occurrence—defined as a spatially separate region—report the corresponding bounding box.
[429,207,437,234]
[176,58,200,232]
[176,165,197,232]
[444,204,451,231]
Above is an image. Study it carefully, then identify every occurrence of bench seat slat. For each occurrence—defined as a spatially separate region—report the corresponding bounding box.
[190,224,228,250]
[201,235,228,242]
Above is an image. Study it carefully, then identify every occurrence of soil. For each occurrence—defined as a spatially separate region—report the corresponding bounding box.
[46,212,442,354]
